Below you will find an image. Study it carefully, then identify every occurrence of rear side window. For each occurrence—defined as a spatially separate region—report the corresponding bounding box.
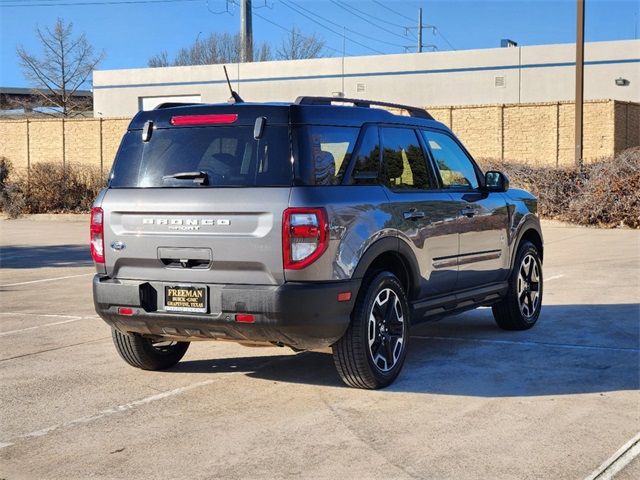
[422,130,479,189]
[349,126,381,185]
[295,126,358,185]
[380,127,436,190]
[109,125,291,188]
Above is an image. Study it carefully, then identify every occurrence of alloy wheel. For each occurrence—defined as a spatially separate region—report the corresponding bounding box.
[517,253,541,318]
[367,288,405,372]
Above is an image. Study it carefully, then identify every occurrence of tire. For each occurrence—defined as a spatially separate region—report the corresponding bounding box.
[111,328,190,370]
[332,271,410,389]
[492,241,543,330]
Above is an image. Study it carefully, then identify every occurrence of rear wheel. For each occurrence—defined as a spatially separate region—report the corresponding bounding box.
[492,241,543,330]
[332,271,410,389]
[111,328,190,370]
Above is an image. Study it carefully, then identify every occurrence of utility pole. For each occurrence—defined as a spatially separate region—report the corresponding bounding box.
[575,0,585,167]
[408,7,435,53]
[240,0,253,63]
[418,7,423,53]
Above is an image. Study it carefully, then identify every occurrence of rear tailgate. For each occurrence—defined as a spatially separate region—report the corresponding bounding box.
[100,105,293,286]
[101,187,289,285]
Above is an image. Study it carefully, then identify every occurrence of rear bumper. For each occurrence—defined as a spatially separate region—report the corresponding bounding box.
[93,275,359,350]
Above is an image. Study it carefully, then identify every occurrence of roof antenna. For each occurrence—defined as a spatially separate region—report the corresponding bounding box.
[223,65,244,104]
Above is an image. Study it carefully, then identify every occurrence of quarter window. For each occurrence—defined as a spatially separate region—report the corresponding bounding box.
[380,127,435,190]
[349,126,381,185]
[295,126,358,185]
[422,130,479,189]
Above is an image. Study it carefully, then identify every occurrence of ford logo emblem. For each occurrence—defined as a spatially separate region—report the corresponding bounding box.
[110,241,126,251]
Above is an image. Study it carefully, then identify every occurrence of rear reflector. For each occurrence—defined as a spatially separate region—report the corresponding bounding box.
[235,314,255,323]
[170,114,238,126]
[118,307,134,316]
[337,292,352,302]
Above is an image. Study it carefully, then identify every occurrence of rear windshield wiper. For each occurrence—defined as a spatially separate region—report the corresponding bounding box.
[162,171,209,185]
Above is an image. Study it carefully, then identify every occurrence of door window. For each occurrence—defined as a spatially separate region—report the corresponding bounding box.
[380,127,435,190]
[422,130,479,189]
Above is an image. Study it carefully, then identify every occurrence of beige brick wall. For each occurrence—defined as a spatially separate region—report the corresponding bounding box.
[29,119,63,166]
[615,102,640,153]
[399,100,628,165]
[0,117,129,175]
[452,106,503,160]
[0,120,28,171]
[64,119,101,168]
[101,118,130,169]
[0,102,637,174]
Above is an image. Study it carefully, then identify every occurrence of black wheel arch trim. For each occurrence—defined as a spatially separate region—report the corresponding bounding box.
[352,236,422,300]
[510,215,544,268]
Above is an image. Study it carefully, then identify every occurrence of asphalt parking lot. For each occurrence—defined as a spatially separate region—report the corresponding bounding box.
[0,215,638,480]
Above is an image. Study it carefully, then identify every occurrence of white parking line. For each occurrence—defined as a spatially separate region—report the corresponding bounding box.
[0,272,93,287]
[412,335,639,353]
[585,431,640,480]
[546,274,565,282]
[0,379,217,450]
[0,312,86,319]
[0,356,288,449]
[0,318,86,337]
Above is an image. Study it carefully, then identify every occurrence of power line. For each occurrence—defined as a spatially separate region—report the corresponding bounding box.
[435,28,457,51]
[248,5,346,55]
[330,0,410,41]
[279,0,384,54]
[372,0,414,23]
[282,0,404,49]
[1,0,201,6]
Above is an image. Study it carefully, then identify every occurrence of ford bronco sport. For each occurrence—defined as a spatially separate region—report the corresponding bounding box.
[92,96,543,389]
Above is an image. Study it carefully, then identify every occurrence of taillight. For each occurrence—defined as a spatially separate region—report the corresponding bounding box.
[283,207,328,270]
[90,207,105,264]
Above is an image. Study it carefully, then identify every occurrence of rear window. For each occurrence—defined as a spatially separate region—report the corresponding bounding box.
[295,126,358,185]
[109,125,291,188]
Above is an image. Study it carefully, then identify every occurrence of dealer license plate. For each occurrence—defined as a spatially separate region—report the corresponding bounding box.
[164,285,207,313]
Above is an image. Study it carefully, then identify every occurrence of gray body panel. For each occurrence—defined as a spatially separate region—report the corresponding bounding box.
[384,188,460,298]
[100,187,290,285]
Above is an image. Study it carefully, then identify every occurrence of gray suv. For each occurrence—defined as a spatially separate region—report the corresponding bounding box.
[92,96,543,389]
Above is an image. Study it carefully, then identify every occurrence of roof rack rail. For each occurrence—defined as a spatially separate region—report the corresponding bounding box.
[154,102,201,110]
[294,96,433,120]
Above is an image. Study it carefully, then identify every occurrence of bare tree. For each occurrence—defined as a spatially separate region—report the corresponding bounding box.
[148,50,170,68]
[148,32,271,67]
[276,27,325,60]
[16,18,105,117]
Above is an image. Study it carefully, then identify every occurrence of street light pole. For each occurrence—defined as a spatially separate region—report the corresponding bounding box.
[575,0,585,167]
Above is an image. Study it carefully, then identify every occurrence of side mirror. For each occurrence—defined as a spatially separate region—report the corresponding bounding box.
[484,171,509,192]
[253,116,266,140]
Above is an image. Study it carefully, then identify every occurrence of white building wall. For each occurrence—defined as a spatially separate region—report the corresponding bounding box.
[93,40,639,117]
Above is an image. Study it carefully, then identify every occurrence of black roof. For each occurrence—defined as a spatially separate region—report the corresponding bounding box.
[128,98,447,131]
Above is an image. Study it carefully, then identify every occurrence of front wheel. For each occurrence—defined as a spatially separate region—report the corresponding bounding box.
[112,328,190,370]
[492,241,543,330]
[332,271,410,389]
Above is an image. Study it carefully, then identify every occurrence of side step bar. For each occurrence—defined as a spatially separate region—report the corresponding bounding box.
[411,282,509,323]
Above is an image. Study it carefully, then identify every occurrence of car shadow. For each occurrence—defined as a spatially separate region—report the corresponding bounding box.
[172,303,640,396]
[0,244,92,268]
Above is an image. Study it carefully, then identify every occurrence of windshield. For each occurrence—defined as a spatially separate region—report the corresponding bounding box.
[109,125,292,188]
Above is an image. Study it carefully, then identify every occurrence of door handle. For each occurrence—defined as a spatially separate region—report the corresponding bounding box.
[403,208,426,220]
[460,207,477,218]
